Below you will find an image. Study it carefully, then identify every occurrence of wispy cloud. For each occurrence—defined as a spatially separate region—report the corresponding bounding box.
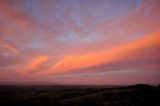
[0,0,159,85]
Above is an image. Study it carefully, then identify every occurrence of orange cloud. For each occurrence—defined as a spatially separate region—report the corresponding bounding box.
[29,55,49,70]
[2,43,19,54]
[22,55,49,74]
[35,32,160,77]
[0,1,35,31]
[0,40,19,54]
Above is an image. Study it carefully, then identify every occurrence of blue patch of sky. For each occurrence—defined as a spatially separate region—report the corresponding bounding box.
[19,0,143,45]
[20,0,142,24]
[57,31,101,44]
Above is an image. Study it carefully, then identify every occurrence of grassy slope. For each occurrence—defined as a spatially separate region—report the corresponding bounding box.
[0,84,159,106]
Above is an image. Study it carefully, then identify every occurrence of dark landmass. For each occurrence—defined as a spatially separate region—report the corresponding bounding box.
[0,84,159,106]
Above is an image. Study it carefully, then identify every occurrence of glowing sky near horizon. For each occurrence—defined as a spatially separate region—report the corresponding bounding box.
[0,0,160,85]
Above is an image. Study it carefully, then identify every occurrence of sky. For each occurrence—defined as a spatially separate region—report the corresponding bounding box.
[0,0,160,85]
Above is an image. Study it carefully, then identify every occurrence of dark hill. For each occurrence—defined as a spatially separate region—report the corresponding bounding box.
[0,84,159,106]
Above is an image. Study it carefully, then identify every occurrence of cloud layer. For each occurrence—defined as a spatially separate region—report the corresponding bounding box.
[0,0,160,85]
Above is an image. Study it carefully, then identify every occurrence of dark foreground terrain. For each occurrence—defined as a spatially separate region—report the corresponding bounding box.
[0,84,159,106]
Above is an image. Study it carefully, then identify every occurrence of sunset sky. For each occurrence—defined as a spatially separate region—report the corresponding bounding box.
[0,0,160,85]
